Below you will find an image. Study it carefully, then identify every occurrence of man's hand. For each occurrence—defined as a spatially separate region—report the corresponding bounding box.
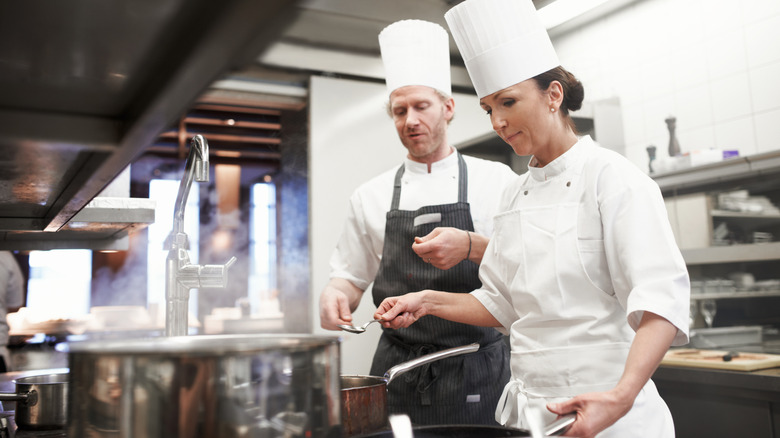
[412,227,472,269]
[319,278,364,330]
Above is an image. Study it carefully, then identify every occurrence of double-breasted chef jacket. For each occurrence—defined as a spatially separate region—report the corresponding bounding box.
[472,135,690,436]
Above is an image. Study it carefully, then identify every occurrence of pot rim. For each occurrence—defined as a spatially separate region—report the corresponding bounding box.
[60,333,340,354]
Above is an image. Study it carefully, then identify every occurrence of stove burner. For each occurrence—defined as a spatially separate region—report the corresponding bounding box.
[0,412,66,438]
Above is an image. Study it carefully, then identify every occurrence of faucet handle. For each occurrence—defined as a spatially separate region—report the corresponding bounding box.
[199,257,238,288]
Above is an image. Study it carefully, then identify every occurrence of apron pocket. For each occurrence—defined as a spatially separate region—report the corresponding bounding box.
[577,238,615,296]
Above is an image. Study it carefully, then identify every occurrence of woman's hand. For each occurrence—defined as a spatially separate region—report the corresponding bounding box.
[374,291,430,329]
[547,388,633,438]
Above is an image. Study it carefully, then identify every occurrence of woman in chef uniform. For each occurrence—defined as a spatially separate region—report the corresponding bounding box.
[375,0,691,437]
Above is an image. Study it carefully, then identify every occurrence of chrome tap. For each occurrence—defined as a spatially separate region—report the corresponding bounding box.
[165,135,237,336]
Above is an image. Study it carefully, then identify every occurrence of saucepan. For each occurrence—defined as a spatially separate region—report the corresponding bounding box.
[341,343,480,436]
[0,372,69,429]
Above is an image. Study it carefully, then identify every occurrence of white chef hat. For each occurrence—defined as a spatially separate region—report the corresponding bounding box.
[445,0,560,98]
[378,19,452,97]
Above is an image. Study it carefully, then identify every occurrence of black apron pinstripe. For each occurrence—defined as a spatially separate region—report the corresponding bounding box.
[370,153,509,425]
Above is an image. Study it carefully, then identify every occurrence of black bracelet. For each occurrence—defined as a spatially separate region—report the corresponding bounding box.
[465,230,472,262]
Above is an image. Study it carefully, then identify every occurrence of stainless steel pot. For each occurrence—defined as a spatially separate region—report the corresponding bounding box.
[341,343,480,436]
[0,373,68,429]
[62,334,341,438]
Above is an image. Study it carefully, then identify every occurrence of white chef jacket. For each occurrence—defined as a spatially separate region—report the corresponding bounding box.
[330,148,518,290]
[471,136,690,435]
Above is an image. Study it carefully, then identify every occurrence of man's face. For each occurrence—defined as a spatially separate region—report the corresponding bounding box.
[389,86,454,163]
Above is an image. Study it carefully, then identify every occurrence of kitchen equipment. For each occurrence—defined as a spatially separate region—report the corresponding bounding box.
[338,319,382,334]
[662,348,780,371]
[689,325,763,349]
[0,373,68,429]
[62,334,341,438]
[353,413,575,438]
[166,135,237,337]
[354,425,531,437]
[341,343,479,436]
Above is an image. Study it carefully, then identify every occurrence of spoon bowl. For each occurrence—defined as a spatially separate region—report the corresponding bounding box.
[338,318,382,334]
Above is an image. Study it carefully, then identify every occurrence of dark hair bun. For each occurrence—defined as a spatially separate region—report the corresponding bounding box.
[562,69,584,112]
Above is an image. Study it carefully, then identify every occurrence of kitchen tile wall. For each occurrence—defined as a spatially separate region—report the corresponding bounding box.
[553,0,780,170]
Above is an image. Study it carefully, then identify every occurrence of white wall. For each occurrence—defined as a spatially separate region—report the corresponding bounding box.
[309,76,494,375]
[553,0,780,169]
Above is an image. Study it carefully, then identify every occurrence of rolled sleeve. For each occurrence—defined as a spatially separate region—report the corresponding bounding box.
[600,171,690,346]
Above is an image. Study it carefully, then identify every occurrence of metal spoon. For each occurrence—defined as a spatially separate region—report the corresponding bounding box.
[337,318,382,334]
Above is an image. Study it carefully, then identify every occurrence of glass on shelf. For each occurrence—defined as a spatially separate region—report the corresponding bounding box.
[700,299,717,329]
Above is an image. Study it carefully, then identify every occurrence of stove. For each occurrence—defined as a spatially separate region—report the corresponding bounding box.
[0,413,66,438]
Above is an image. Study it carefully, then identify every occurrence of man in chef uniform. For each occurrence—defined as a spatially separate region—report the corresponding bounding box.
[0,252,24,372]
[319,19,517,424]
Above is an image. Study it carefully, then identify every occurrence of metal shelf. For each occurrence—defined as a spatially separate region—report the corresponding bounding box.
[653,150,780,197]
[691,290,780,300]
[681,242,780,265]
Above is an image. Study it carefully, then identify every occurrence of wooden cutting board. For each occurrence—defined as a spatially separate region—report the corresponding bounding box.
[662,348,780,371]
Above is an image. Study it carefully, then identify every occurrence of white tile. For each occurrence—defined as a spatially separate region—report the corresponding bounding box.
[641,54,676,100]
[710,73,753,122]
[749,60,780,113]
[677,125,716,152]
[754,108,780,153]
[621,104,646,146]
[672,43,709,90]
[740,0,780,26]
[744,14,780,68]
[705,28,748,80]
[643,95,677,144]
[612,64,646,106]
[701,0,743,37]
[674,83,713,129]
[713,116,757,156]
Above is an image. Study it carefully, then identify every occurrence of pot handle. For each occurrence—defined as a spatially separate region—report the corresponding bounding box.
[0,390,35,406]
[384,343,479,385]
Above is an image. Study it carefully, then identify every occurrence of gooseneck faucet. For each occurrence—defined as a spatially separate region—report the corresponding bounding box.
[165,135,237,336]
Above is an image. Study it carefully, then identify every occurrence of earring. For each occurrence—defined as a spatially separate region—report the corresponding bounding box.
[550,107,556,113]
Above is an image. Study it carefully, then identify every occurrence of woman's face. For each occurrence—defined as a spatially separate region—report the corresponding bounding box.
[479,80,556,160]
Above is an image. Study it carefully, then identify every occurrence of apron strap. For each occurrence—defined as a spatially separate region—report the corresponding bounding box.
[389,152,469,210]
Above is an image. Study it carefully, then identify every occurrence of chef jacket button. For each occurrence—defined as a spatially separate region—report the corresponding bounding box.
[524,190,529,195]
[566,181,571,187]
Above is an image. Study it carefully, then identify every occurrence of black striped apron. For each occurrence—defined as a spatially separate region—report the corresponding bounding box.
[370,153,509,425]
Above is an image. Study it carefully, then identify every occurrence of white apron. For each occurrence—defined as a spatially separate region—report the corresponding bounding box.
[489,149,674,437]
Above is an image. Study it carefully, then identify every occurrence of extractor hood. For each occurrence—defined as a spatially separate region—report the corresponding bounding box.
[0,0,301,250]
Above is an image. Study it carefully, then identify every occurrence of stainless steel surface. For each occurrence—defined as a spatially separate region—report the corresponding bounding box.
[0,373,68,430]
[543,413,576,436]
[0,0,302,248]
[340,343,480,436]
[337,319,382,334]
[64,334,341,438]
[383,343,479,385]
[165,135,237,337]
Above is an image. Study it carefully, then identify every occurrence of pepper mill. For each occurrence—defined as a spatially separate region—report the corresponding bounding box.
[665,116,681,157]
[646,145,657,173]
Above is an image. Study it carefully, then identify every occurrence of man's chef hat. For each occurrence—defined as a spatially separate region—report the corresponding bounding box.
[378,19,452,97]
[445,0,560,98]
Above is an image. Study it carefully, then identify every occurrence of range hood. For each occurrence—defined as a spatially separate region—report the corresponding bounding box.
[0,0,301,250]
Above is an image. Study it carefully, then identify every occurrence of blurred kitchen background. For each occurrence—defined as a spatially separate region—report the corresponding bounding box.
[1,0,780,377]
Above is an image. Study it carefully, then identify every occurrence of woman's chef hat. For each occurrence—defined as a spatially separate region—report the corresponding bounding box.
[378,19,452,97]
[445,0,559,98]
